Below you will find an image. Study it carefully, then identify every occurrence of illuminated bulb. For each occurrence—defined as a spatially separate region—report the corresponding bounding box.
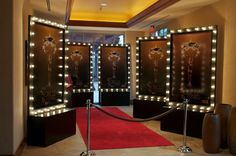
[212,39,216,43]
[200,106,205,110]
[29,64,35,68]
[30,21,35,25]
[186,29,191,32]
[206,107,211,111]
[177,29,183,33]
[201,27,207,30]
[170,30,175,33]
[31,17,37,21]
[29,107,34,110]
[30,32,35,36]
[208,26,214,30]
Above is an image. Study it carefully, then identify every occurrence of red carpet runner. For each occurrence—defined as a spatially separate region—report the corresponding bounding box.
[76,107,173,150]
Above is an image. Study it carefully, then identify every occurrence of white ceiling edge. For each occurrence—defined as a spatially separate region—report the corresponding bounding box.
[68,26,144,32]
[29,0,67,23]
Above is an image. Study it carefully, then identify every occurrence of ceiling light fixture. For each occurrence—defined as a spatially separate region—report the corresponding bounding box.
[100,3,107,11]
[100,3,107,7]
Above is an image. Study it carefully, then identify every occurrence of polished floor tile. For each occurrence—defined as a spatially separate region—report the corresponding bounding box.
[21,106,234,156]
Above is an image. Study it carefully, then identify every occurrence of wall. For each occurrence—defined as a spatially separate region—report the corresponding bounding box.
[125,31,145,100]
[156,0,236,106]
[0,0,25,155]
[223,0,236,106]
[0,0,14,154]
[13,0,25,153]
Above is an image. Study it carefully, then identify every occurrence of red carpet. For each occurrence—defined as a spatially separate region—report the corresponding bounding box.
[76,107,173,150]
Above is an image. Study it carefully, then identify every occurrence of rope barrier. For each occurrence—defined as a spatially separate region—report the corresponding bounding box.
[80,99,191,156]
[91,103,182,122]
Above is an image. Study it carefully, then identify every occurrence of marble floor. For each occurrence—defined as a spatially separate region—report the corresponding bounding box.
[22,106,234,156]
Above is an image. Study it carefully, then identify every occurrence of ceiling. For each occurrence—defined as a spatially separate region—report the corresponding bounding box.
[70,0,158,23]
[29,0,219,31]
[30,0,67,17]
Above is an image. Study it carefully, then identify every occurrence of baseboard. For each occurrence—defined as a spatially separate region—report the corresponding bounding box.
[0,138,25,156]
[14,138,26,156]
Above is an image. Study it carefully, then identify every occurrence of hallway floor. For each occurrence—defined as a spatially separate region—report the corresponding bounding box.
[22,106,234,156]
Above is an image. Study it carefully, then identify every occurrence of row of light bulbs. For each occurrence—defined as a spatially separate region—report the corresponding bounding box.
[66,42,94,93]
[136,25,217,113]
[29,16,69,116]
[97,44,131,92]
[28,16,217,114]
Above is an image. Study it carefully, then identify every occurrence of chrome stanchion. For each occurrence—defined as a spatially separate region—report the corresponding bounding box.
[80,99,96,156]
[177,99,192,153]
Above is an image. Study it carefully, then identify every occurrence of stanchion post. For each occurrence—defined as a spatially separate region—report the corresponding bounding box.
[177,98,192,153]
[80,99,96,156]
